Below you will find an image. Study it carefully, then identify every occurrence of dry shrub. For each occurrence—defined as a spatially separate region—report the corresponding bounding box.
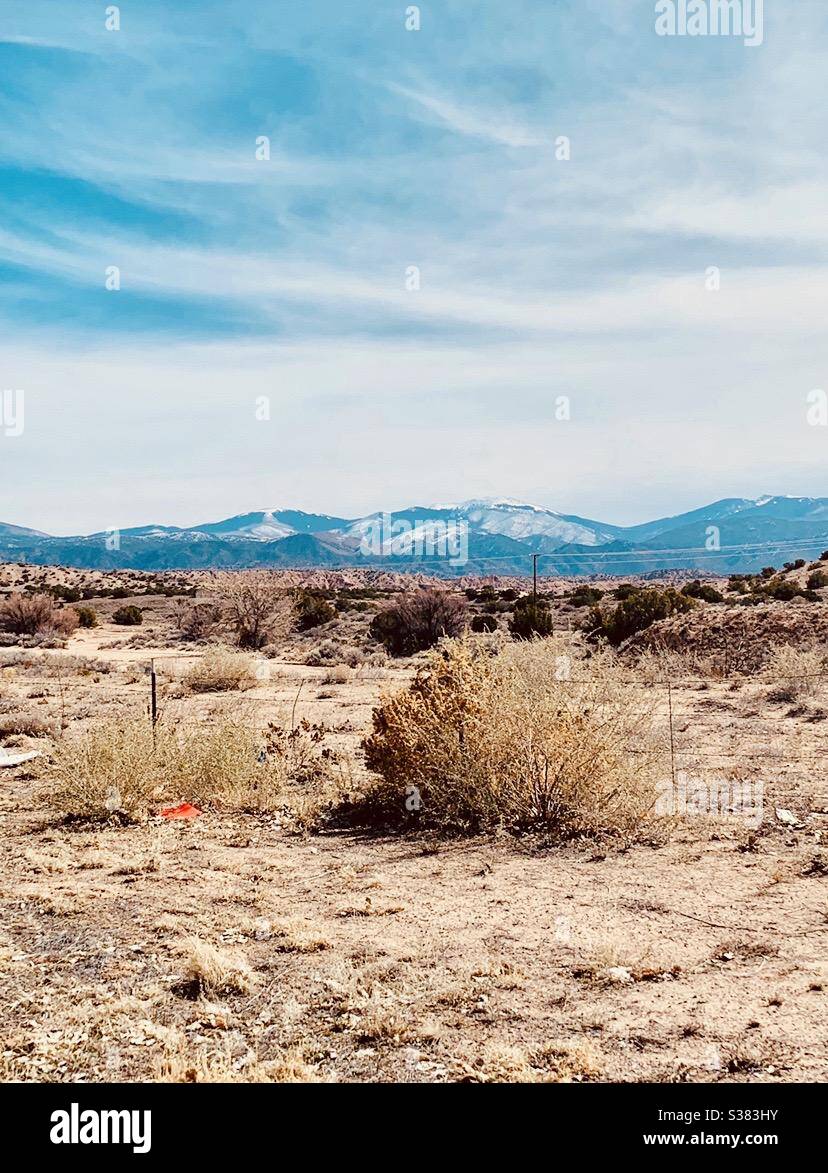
[764,644,826,703]
[209,571,293,649]
[0,713,59,738]
[178,938,252,997]
[370,589,468,656]
[361,637,665,836]
[46,716,161,820]
[184,649,258,693]
[177,601,223,641]
[0,593,78,637]
[269,917,330,954]
[173,722,287,812]
[321,664,351,685]
[303,638,342,666]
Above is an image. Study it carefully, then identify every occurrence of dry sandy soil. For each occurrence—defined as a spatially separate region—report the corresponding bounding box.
[0,572,826,1083]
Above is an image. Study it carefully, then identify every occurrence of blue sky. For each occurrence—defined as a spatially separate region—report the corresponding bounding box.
[1,0,827,533]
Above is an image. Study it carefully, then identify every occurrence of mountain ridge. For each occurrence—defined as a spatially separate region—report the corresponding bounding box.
[3,496,828,576]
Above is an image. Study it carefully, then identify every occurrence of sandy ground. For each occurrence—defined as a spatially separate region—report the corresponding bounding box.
[1,596,827,1083]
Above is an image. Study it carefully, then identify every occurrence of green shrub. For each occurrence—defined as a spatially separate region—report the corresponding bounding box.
[681,580,723,603]
[508,596,554,640]
[471,614,498,633]
[760,578,805,602]
[49,584,81,603]
[293,589,336,631]
[807,570,827,590]
[72,605,98,629]
[569,586,604,607]
[112,605,143,626]
[586,587,694,646]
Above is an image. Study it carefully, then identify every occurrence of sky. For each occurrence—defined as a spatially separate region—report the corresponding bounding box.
[1,0,827,534]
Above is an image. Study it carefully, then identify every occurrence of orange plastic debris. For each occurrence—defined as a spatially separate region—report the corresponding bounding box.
[160,802,201,820]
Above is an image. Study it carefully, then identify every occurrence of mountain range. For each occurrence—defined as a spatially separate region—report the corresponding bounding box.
[3,496,828,577]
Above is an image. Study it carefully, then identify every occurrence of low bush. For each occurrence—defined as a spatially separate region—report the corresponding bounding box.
[370,589,467,656]
[509,596,554,639]
[360,638,664,836]
[44,716,329,820]
[471,614,498,633]
[569,586,604,607]
[293,589,336,631]
[72,606,98,629]
[764,645,826,705]
[113,605,143,626]
[0,593,79,637]
[184,649,258,693]
[681,580,724,603]
[807,570,827,591]
[585,587,694,647]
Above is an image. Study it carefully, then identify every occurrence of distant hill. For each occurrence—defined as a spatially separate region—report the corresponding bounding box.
[3,496,828,576]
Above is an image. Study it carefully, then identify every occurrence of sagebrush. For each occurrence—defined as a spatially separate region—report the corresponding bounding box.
[361,637,666,835]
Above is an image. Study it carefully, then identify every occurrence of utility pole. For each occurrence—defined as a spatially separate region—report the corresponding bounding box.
[532,553,538,603]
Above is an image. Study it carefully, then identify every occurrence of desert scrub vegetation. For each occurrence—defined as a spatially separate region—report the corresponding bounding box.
[508,595,554,639]
[360,637,666,836]
[175,600,223,641]
[177,938,253,998]
[43,715,338,820]
[184,648,259,693]
[209,571,292,649]
[0,592,79,637]
[763,645,827,704]
[369,588,467,656]
[112,605,143,626]
[292,588,336,630]
[585,586,695,646]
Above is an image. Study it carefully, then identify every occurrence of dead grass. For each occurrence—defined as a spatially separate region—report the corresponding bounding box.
[176,938,253,998]
[184,649,259,693]
[764,645,826,704]
[42,715,289,819]
[156,1039,318,1083]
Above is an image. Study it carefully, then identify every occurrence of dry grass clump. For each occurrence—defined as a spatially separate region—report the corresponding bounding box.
[321,664,351,685]
[269,917,330,954]
[44,716,294,819]
[47,716,163,820]
[0,712,59,738]
[177,938,253,998]
[157,1040,316,1083]
[361,636,665,836]
[184,648,259,693]
[764,644,826,704]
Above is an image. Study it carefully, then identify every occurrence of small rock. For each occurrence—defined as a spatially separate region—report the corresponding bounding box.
[605,966,634,984]
[776,808,801,827]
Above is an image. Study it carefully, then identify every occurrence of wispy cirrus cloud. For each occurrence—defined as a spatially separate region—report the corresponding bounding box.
[2,0,828,531]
